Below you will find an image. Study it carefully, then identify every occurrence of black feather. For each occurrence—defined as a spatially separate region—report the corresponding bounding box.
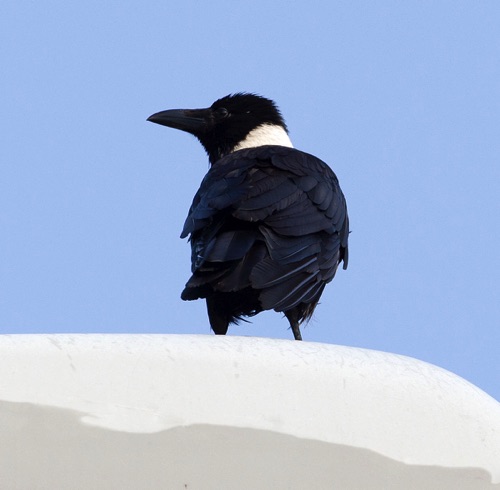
[180,145,349,336]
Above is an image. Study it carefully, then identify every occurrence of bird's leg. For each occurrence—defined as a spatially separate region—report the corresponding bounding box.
[285,310,302,341]
[291,322,302,341]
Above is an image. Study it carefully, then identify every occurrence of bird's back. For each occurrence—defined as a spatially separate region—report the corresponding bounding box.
[180,145,349,334]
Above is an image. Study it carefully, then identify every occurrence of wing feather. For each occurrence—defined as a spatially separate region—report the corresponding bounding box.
[180,145,349,316]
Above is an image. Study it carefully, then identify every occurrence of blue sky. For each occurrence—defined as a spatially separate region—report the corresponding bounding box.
[2,1,499,400]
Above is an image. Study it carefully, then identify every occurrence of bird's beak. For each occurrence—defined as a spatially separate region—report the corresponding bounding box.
[147,108,209,134]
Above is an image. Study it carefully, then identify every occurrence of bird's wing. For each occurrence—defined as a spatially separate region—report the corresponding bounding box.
[181,145,349,310]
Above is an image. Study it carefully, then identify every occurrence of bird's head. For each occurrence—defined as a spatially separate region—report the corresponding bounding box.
[147,93,292,164]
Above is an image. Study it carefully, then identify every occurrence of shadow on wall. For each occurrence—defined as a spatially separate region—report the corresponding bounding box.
[0,400,496,490]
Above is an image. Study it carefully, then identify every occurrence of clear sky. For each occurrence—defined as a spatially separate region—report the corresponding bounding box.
[2,1,499,400]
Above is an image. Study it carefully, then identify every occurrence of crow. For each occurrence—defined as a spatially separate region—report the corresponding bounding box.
[148,93,348,340]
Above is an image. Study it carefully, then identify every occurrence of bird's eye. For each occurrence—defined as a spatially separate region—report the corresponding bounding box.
[215,107,229,119]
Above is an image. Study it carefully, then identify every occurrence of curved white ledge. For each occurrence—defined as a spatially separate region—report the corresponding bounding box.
[1,334,499,489]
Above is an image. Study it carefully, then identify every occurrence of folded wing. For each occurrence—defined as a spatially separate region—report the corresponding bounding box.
[180,145,349,316]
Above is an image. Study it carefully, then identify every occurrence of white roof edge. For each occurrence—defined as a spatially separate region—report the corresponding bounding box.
[1,334,499,487]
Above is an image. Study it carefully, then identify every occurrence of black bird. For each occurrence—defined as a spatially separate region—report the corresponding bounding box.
[148,93,349,340]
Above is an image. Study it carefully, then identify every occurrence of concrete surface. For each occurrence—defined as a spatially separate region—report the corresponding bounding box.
[0,334,499,489]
